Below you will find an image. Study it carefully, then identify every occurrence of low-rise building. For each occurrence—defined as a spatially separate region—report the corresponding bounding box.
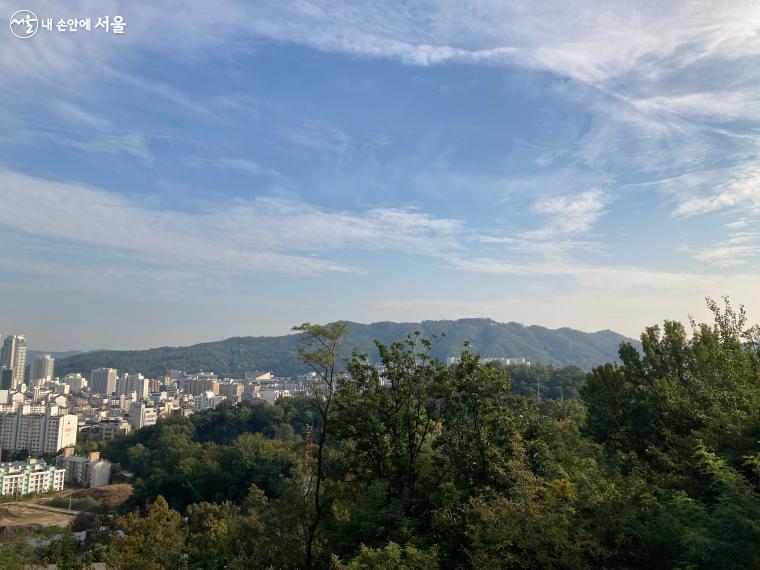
[193,390,226,411]
[63,373,88,394]
[260,389,290,405]
[85,418,131,441]
[246,371,273,382]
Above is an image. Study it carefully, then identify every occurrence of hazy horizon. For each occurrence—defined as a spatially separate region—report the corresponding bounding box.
[3,1,759,350]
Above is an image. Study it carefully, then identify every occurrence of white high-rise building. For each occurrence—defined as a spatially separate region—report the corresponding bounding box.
[0,335,27,390]
[117,373,148,400]
[0,405,77,455]
[90,368,117,395]
[29,354,55,386]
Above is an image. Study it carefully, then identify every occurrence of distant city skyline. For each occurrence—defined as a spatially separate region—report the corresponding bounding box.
[2,1,759,350]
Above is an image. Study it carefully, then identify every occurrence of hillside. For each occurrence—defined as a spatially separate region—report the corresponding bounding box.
[54,318,638,378]
[27,350,84,361]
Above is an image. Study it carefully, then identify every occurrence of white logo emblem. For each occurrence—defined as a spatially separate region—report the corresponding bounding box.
[9,9,38,39]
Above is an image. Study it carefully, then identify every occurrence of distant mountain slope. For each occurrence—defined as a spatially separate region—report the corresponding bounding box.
[54,318,639,378]
[27,350,84,360]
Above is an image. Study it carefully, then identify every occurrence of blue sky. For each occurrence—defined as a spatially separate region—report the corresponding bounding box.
[1,0,759,350]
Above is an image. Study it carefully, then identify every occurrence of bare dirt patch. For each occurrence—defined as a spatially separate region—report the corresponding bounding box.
[72,483,133,513]
[0,502,76,534]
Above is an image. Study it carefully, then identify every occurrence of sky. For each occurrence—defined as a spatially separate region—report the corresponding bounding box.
[1,0,759,351]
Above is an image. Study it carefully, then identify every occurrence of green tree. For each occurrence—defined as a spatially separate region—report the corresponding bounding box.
[582,298,760,468]
[332,541,438,569]
[337,333,445,496]
[0,537,36,570]
[437,349,514,489]
[293,321,348,569]
[106,496,186,570]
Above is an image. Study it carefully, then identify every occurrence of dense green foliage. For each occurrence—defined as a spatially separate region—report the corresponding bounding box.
[104,400,309,511]
[503,362,587,400]
[6,300,759,569]
[54,318,635,377]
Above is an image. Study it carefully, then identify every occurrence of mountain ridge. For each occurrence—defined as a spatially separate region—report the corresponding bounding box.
[54,318,640,378]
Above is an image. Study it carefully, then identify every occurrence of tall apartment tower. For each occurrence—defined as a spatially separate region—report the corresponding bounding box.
[90,368,117,395]
[0,335,27,389]
[29,354,55,386]
[116,373,148,400]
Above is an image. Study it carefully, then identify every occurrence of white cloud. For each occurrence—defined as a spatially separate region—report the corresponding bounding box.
[478,190,609,257]
[687,214,760,267]
[670,164,760,218]
[0,169,464,276]
[690,235,760,267]
[528,189,607,238]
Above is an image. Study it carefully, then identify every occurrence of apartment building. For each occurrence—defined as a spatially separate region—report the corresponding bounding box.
[116,373,149,400]
[218,381,244,401]
[193,390,226,411]
[128,401,157,430]
[0,335,27,390]
[56,448,111,488]
[0,405,78,455]
[0,458,65,496]
[84,418,131,441]
[29,354,55,386]
[90,368,117,396]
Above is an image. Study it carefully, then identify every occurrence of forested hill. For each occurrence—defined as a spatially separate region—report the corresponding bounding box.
[55,318,637,378]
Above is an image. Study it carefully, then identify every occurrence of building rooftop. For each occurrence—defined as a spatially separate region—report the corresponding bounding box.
[0,458,51,472]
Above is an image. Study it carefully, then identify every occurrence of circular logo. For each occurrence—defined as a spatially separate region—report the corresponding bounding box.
[9,9,38,39]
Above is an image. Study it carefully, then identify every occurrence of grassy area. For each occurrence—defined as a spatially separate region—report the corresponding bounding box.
[46,495,101,513]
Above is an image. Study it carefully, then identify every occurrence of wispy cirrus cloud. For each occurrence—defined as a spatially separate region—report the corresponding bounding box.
[185,157,286,182]
[683,214,760,268]
[689,234,760,268]
[0,169,464,278]
[8,168,749,305]
[276,118,391,158]
[0,97,153,161]
[527,189,607,239]
[479,190,609,256]
[669,165,760,218]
